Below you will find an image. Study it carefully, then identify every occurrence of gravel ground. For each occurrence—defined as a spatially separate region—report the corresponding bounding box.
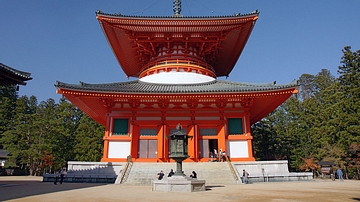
[0,176,359,202]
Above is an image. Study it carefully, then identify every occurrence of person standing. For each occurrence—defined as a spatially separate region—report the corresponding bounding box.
[213,149,218,160]
[336,168,344,182]
[219,149,223,162]
[60,168,67,184]
[54,170,60,185]
[242,169,249,184]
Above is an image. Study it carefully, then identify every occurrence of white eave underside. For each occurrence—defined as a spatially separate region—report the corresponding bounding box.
[139,72,215,84]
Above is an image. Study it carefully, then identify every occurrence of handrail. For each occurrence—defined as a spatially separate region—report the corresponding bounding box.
[225,155,239,181]
[119,156,133,184]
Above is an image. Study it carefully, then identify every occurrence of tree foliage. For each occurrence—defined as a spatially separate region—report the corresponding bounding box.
[0,94,104,175]
[252,46,360,178]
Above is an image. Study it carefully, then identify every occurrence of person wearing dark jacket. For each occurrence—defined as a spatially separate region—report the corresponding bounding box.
[168,169,175,177]
[190,171,197,178]
[157,170,164,180]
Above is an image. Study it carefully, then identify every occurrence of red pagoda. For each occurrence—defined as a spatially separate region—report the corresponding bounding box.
[55,1,298,162]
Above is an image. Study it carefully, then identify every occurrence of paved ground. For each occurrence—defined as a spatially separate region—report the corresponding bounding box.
[0,176,359,202]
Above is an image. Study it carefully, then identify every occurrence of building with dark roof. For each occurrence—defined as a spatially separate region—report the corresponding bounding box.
[0,63,32,87]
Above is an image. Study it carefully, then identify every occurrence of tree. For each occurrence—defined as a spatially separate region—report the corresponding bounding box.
[74,115,104,162]
[336,46,360,178]
[50,97,83,169]
[1,96,41,174]
[0,86,17,149]
[347,139,360,179]
[299,154,320,176]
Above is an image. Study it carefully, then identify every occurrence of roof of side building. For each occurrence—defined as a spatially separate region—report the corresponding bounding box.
[0,63,32,86]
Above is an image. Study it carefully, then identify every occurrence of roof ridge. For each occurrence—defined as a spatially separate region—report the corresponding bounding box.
[217,79,298,86]
[0,63,32,78]
[95,10,259,19]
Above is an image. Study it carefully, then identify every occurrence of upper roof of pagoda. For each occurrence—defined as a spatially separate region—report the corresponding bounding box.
[0,63,32,86]
[96,10,259,78]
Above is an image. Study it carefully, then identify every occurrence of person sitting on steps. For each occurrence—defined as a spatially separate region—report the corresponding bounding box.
[168,169,175,177]
[190,171,197,178]
[157,170,164,180]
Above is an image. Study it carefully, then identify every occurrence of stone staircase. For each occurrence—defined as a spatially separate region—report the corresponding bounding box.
[123,162,237,185]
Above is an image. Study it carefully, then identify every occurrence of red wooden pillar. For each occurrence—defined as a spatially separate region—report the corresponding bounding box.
[247,136,255,161]
[218,124,226,154]
[130,124,139,159]
[157,125,165,161]
[162,125,169,161]
[244,111,255,160]
[187,125,196,160]
[101,114,111,161]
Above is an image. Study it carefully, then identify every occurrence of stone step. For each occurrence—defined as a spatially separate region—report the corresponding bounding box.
[124,162,237,185]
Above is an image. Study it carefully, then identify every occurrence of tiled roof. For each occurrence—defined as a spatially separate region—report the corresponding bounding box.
[0,63,32,86]
[96,11,259,78]
[55,80,298,94]
[0,63,32,79]
[95,10,259,19]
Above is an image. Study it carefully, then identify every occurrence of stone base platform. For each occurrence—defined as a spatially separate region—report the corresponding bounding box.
[152,176,206,192]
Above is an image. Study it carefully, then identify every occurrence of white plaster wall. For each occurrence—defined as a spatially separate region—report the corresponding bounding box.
[108,141,131,158]
[140,71,215,84]
[67,161,125,174]
[233,160,290,176]
[227,140,249,158]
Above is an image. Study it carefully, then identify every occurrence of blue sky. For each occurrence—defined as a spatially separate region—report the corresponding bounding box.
[1,0,359,103]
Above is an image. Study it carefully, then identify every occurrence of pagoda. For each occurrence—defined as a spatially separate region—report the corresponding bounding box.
[55,1,298,162]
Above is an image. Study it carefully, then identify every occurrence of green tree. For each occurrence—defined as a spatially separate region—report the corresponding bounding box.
[1,96,41,174]
[0,86,17,148]
[35,98,60,174]
[74,115,104,161]
[50,97,83,169]
[336,46,360,178]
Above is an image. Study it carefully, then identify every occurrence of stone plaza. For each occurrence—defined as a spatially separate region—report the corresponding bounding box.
[1,176,359,202]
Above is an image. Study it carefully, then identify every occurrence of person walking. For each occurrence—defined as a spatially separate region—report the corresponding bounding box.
[336,168,344,182]
[242,169,249,184]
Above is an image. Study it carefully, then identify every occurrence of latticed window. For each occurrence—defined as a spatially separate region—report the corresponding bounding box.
[199,128,217,136]
[113,118,128,135]
[140,129,157,136]
[228,118,243,135]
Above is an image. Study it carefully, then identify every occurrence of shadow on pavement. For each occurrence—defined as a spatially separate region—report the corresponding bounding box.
[0,179,109,201]
[205,185,224,191]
